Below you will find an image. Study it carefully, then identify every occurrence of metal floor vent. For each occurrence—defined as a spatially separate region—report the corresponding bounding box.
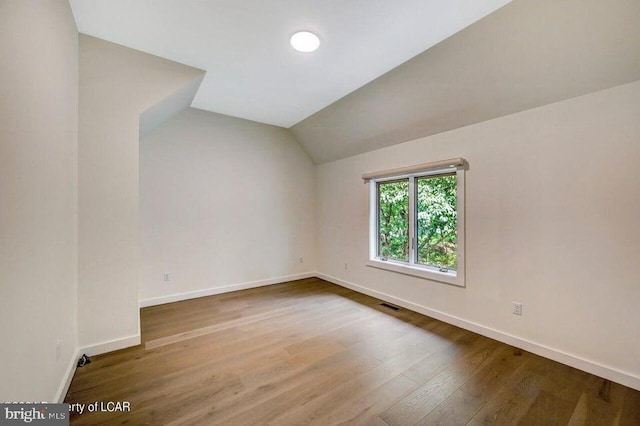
[380,302,400,311]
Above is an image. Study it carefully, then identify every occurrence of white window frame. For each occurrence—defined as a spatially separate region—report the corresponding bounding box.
[367,166,465,287]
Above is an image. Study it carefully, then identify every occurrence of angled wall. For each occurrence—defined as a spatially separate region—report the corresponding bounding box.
[78,35,204,352]
[0,0,79,401]
[292,0,640,163]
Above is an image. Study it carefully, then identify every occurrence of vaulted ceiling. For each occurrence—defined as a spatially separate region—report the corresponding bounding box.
[291,0,640,162]
[69,0,512,127]
[70,0,640,163]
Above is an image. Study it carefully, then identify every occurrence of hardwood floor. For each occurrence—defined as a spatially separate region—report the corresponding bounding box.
[65,278,640,425]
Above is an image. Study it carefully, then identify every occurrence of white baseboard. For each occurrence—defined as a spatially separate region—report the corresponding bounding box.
[54,347,82,403]
[56,272,312,403]
[80,334,141,357]
[62,271,638,392]
[139,272,316,308]
[54,334,141,402]
[317,272,640,391]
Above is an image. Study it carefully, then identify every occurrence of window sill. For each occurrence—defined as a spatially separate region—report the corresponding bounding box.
[366,258,464,287]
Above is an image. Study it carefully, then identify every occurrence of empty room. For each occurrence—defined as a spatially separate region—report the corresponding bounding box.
[2,0,640,425]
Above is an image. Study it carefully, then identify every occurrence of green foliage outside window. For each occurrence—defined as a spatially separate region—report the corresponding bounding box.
[417,175,457,270]
[377,175,457,270]
[377,180,409,261]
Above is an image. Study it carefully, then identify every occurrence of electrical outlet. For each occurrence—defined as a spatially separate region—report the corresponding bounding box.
[513,302,523,316]
[56,340,62,361]
[344,263,348,270]
[299,257,304,264]
[164,272,170,282]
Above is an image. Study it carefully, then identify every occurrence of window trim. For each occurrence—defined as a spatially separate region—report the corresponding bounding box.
[367,166,465,287]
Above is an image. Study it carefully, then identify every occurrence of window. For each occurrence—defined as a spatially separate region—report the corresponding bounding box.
[366,160,465,286]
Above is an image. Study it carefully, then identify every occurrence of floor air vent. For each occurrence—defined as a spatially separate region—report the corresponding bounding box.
[380,302,400,311]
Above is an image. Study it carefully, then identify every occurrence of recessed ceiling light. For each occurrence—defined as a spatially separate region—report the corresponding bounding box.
[290,31,320,53]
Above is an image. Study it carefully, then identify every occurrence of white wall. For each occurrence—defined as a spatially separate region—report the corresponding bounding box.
[316,81,640,388]
[0,0,78,401]
[139,108,316,305]
[78,36,204,352]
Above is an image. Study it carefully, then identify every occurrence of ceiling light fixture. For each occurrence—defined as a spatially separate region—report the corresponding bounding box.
[290,31,320,53]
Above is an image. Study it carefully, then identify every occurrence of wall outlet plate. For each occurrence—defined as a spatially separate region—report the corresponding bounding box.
[513,302,523,316]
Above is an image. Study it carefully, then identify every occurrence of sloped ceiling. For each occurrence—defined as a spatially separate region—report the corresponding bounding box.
[70,0,640,164]
[69,0,512,128]
[291,0,640,163]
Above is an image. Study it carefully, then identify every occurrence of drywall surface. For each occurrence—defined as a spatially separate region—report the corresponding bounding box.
[292,0,640,163]
[78,36,204,350]
[316,81,640,384]
[0,0,78,401]
[139,108,316,303]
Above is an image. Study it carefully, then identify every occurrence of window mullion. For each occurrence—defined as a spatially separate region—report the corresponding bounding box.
[408,176,416,266]
[372,182,380,260]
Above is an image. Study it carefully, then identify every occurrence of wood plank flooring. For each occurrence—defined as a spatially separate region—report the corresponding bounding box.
[64,278,640,425]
